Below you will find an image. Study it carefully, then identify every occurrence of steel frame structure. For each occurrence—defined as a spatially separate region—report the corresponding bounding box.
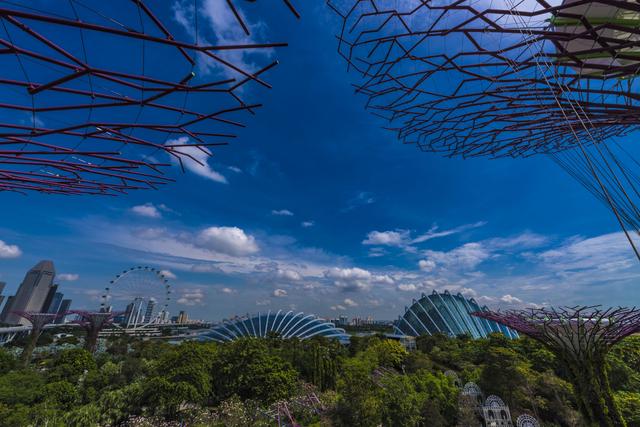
[69,310,121,353]
[394,290,518,339]
[329,0,640,156]
[11,310,59,364]
[102,266,171,330]
[202,310,350,343]
[473,305,640,426]
[328,0,640,258]
[0,0,298,194]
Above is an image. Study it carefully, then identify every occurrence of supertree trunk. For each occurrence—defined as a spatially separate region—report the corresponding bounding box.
[561,356,626,427]
[20,330,40,366]
[84,327,100,354]
[12,312,59,366]
[473,306,640,427]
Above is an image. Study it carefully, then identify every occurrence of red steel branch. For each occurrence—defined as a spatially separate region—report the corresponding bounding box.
[0,1,298,195]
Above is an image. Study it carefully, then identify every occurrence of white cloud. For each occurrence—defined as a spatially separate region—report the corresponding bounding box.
[476,295,497,304]
[228,166,242,173]
[538,232,635,273]
[412,221,487,244]
[220,287,236,294]
[190,263,223,273]
[324,267,394,292]
[500,294,523,304]
[418,259,436,272]
[277,269,302,281]
[272,209,294,216]
[342,191,375,212]
[256,299,271,306]
[423,242,491,271]
[367,247,386,258]
[398,283,418,292]
[363,230,410,246]
[196,226,259,256]
[172,0,272,79]
[330,304,347,311]
[324,267,372,292]
[166,137,227,183]
[0,240,21,258]
[459,287,478,297]
[177,288,205,306]
[362,222,486,250]
[487,232,549,250]
[343,298,358,307]
[273,289,288,297]
[159,269,177,279]
[418,231,550,273]
[131,203,162,219]
[57,273,79,281]
[301,221,315,228]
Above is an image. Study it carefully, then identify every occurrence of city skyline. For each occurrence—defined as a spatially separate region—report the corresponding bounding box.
[0,2,639,321]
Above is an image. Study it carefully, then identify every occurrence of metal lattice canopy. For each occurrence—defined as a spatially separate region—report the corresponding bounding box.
[473,306,638,424]
[329,0,640,258]
[473,305,640,354]
[329,0,640,157]
[11,310,59,329]
[0,1,298,195]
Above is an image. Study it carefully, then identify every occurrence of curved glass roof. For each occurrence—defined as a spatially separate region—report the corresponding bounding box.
[394,290,518,339]
[202,310,349,343]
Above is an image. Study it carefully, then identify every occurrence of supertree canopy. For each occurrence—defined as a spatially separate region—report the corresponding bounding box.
[328,0,640,259]
[0,1,298,195]
[11,311,59,365]
[473,305,640,426]
[68,310,120,353]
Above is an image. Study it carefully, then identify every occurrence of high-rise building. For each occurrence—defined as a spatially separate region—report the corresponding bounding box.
[177,310,188,324]
[124,298,145,327]
[0,295,12,324]
[54,299,72,324]
[46,292,64,314]
[144,299,156,324]
[0,282,5,311]
[41,284,59,313]
[158,309,170,324]
[1,260,56,325]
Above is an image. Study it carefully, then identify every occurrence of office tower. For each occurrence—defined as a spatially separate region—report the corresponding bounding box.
[144,299,156,324]
[0,282,5,311]
[1,260,56,325]
[54,299,72,324]
[0,295,13,324]
[46,292,64,314]
[125,298,145,327]
[41,284,59,313]
[177,310,188,324]
[158,309,170,324]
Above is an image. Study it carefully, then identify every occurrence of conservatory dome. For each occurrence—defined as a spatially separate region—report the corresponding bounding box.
[202,310,350,343]
[394,290,518,339]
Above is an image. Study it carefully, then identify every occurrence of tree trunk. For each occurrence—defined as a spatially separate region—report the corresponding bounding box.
[562,356,626,427]
[20,330,39,366]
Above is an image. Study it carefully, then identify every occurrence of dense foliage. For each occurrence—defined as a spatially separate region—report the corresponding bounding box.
[0,332,639,426]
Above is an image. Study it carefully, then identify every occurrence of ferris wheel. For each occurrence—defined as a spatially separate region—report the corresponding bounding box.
[101,266,172,329]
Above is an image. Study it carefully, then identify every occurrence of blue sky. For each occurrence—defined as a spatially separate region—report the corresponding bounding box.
[0,1,639,321]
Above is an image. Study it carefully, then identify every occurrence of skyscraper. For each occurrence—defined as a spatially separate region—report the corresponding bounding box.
[0,281,5,311]
[144,299,156,324]
[177,310,188,324]
[54,299,72,324]
[41,284,59,313]
[46,292,64,315]
[0,296,13,324]
[124,298,145,327]
[1,260,56,325]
